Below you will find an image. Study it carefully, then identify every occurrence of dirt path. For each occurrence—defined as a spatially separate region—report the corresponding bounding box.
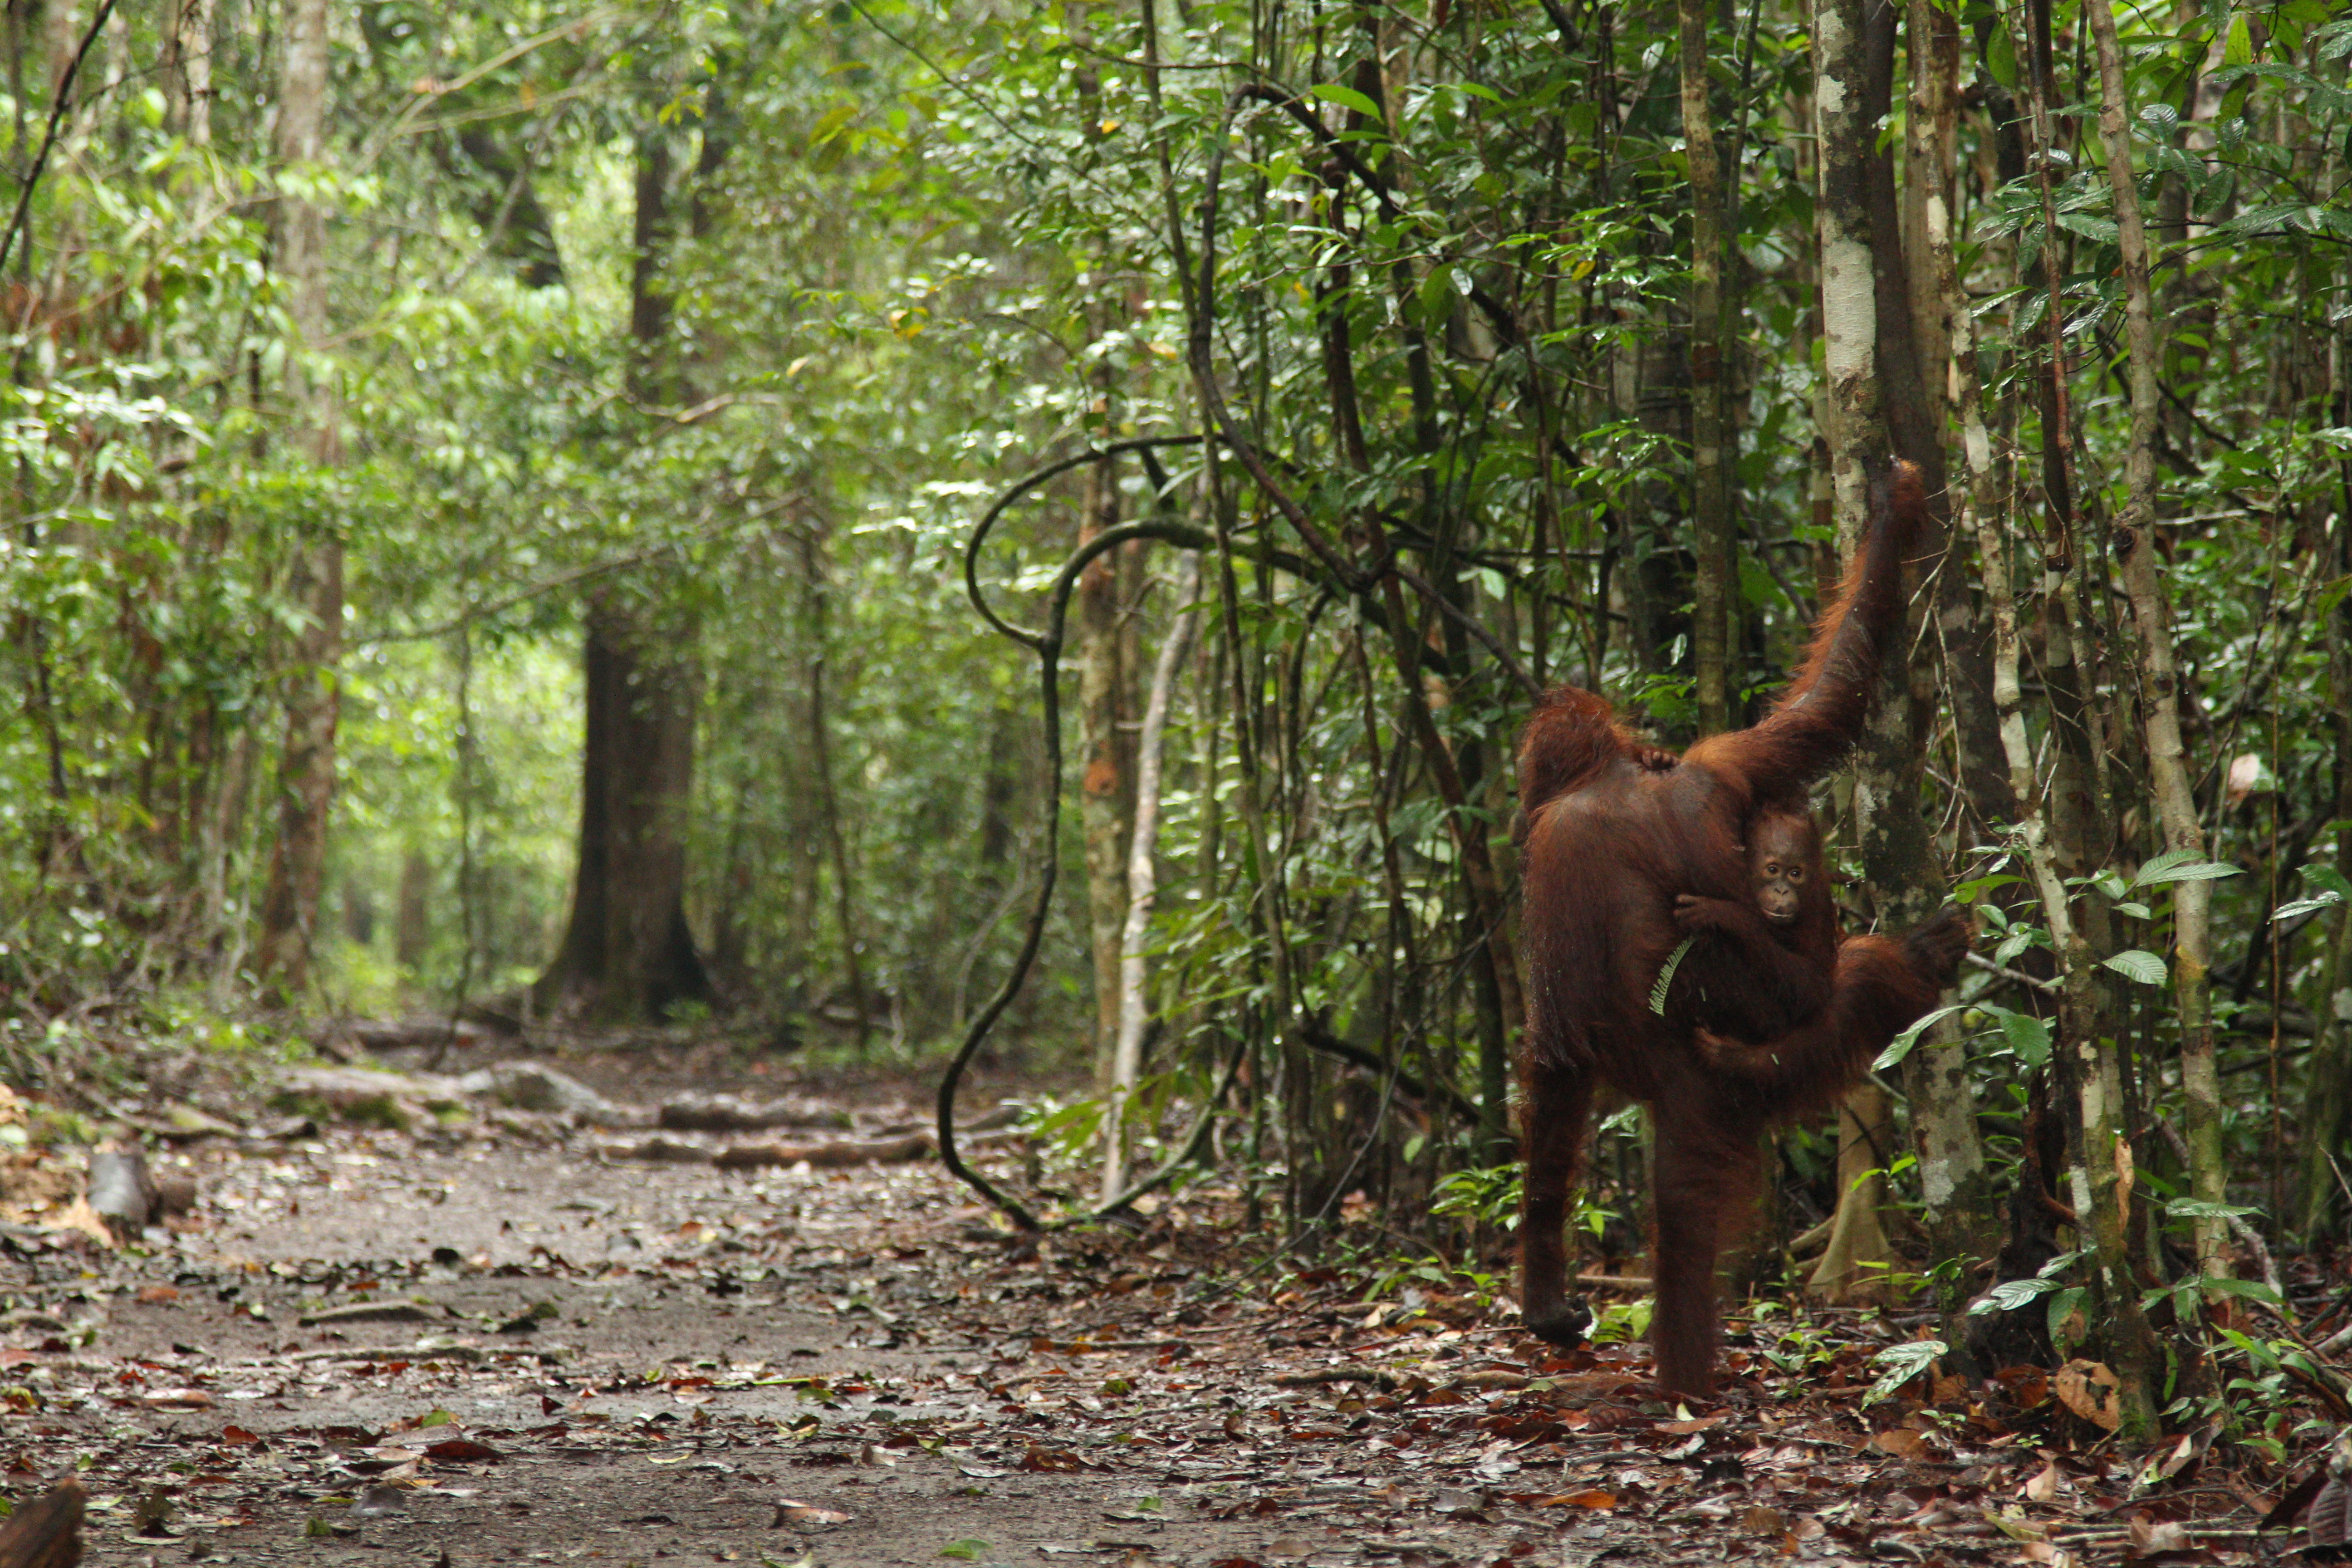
[0,1045,2262,1567]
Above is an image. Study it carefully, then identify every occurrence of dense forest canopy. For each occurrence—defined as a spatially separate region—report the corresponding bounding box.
[4,0,2352,1436]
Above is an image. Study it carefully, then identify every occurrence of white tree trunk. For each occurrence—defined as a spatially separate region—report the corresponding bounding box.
[1100,553,1202,1203]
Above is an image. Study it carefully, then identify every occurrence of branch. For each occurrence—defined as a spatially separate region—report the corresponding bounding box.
[0,0,120,286]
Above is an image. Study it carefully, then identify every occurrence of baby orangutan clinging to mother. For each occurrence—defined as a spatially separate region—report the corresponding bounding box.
[1514,458,1969,1398]
[1664,807,1836,1049]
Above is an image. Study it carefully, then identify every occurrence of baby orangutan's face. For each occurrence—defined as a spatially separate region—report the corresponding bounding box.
[1749,813,1815,926]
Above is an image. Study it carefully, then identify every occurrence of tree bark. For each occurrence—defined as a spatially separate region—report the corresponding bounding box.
[533,121,718,1024]
[803,533,871,1048]
[254,0,343,999]
[1077,452,1141,1084]
[1102,553,1201,1202]
[532,601,715,1022]
[1809,0,1911,1306]
[395,845,430,973]
[2006,0,2163,1438]
[1677,0,1732,737]
[2087,0,2225,1284]
[1897,0,2003,1295]
[1808,1083,1896,1303]
[162,0,212,144]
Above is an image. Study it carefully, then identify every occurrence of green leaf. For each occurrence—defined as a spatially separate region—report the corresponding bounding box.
[2133,850,2242,886]
[2307,865,2352,901]
[2196,1275,2284,1303]
[1310,83,1383,122]
[1986,24,2019,89]
[1864,1340,1946,1405]
[1969,1276,2060,1315]
[2165,1198,2261,1220]
[2102,949,2168,985]
[938,1542,992,1561]
[2046,1285,2089,1351]
[1876,1004,1968,1071]
[2224,10,2254,67]
[2273,893,2343,922]
[1998,1009,2053,1070]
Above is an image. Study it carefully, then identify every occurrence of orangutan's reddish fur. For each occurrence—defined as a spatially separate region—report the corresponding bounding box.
[1514,459,1966,1397]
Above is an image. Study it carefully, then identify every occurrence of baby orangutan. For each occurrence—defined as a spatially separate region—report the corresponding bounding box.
[1661,807,1836,1048]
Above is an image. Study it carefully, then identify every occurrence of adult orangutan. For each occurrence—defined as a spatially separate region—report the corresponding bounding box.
[1514,458,1967,1397]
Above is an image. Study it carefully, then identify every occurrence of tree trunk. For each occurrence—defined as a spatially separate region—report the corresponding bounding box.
[1903,7,2004,1302]
[2006,0,2163,1437]
[2087,0,2225,1284]
[163,0,212,144]
[1897,0,2003,1297]
[395,846,430,973]
[1808,0,1909,1307]
[1677,0,1732,737]
[532,602,715,1022]
[1102,553,1201,1202]
[254,0,343,999]
[534,119,718,1024]
[1808,1083,1896,1303]
[1077,452,1141,1085]
[803,533,871,1048]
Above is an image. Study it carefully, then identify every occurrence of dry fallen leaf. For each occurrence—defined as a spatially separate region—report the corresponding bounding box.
[2054,1359,2122,1432]
[772,1499,851,1527]
[2126,1513,2189,1553]
[420,1438,500,1464]
[1017,1446,1084,1473]
[2022,1461,2063,1502]
[1870,1427,1928,1460]
[140,1388,215,1409]
[1660,1415,1725,1435]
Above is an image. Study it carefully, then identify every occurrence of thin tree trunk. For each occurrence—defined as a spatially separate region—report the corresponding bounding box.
[1899,0,2002,1290]
[395,845,430,973]
[2006,0,2163,1436]
[163,0,212,143]
[1077,451,1140,1087]
[804,536,870,1049]
[1102,553,1201,1202]
[2087,0,2225,1284]
[255,0,343,999]
[1677,0,1732,737]
[2303,308,2352,1235]
[1810,0,1909,1306]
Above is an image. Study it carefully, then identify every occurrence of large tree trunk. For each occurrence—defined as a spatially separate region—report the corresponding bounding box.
[532,603,715,1022]
[533,122,718,1024]
[1808,0,1907,1311]
[254,0,343,998]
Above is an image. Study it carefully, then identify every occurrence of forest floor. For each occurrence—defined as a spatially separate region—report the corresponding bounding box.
[0,1033,2297,1568]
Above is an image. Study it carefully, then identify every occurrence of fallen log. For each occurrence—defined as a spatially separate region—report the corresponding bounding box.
[713,1133,934,1169]
[598,1136,716,1164]
[657,1096,846,1134]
